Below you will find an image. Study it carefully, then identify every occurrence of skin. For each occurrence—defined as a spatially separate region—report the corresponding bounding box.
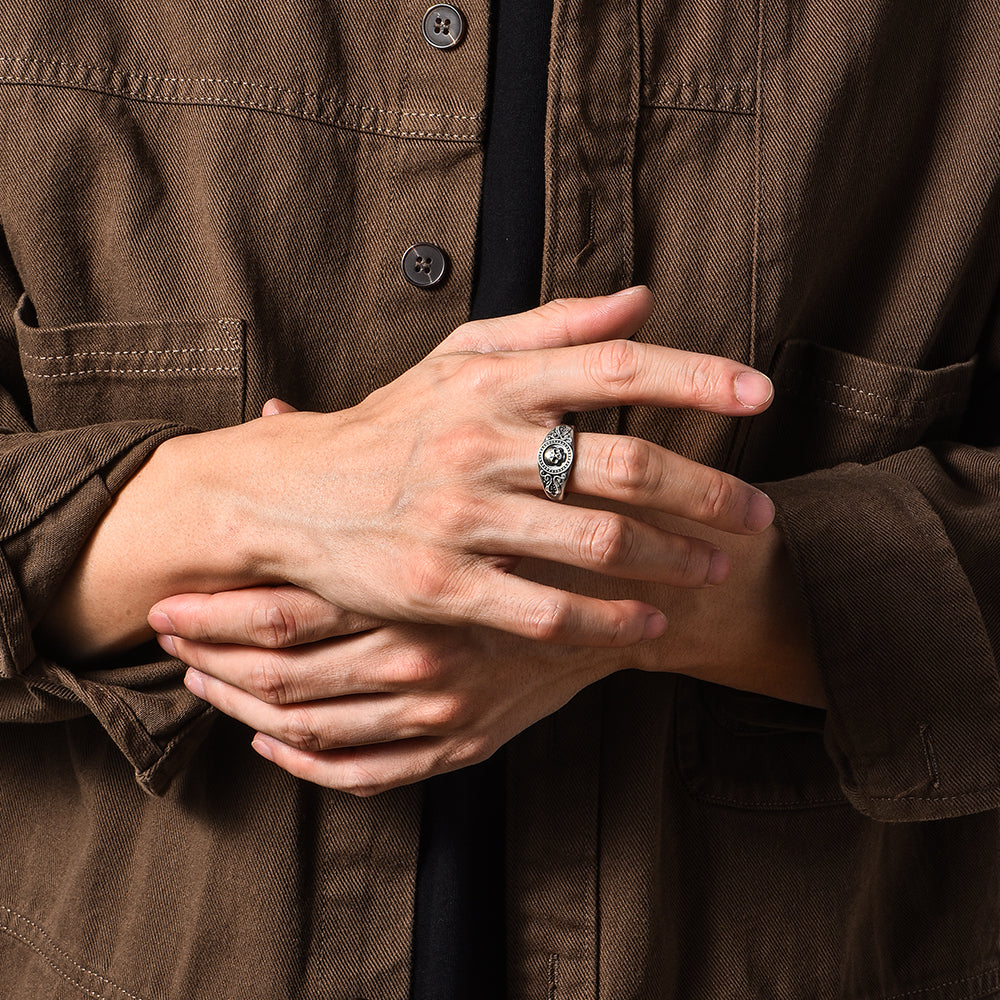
[42,287,822,795]
[150,514,820,797]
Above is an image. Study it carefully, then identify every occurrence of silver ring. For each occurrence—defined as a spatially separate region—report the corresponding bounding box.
[537,424,575,501]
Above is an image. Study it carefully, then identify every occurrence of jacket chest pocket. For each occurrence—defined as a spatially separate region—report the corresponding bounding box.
[737,338,977,482]
[641,0,758,114]
[14,295,245,431]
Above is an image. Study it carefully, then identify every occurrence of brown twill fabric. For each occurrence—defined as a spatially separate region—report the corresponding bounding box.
[1,1,999,998]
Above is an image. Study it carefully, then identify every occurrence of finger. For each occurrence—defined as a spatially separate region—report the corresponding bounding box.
[160,630,399,704]
[467,339,773,418]
[262,397,299,416]
[514,432,775,535]
[436,286,653,355]
[183,669,441,752]
[149,586,383,647]
[250,734,478,796]
[483,502,730,586]
[434,569,668,646]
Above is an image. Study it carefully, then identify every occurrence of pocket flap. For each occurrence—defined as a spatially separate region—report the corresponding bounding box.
[15,295,245,431]
[738,339,977,481]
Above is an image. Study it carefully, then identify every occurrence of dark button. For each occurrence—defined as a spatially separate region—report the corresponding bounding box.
[401,243,449,288]
[422,4,465,49]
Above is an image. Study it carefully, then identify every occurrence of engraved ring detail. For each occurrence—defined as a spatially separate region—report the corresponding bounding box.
[537,424,576,502]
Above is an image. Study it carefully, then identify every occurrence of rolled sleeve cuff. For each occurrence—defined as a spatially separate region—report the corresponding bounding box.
[768,464,1000,822]
[0,419,206,793]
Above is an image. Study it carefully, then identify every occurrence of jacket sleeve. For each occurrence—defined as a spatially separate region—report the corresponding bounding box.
[0,238,215,796]
[756,295,1000,822]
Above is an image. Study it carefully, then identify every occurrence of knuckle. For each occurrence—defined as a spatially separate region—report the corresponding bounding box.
[249,656,294,706]
[425,423,493,473]
[449,320,478,345]
[338,761,383,798]
[416,694,466,733]
[448,734,493,769]
[176,607,209,643]
[604,437,652,496]
[430,491,484,537]
[525,594,573,643]
[592,339,639,391]
[401,552,455,612]
[674,538,709,585]
[682,355,725,408]
[536,296,571,320]
[281,707,323,753]
[396,649,442,686]
[170,603,215,645]
[585,513,634,566]
[453,352,506,398]
[697,472,739,522]
[248,594,299,648]
[534,297,573,340]
[346,785,383,798]
[605,607,636,647]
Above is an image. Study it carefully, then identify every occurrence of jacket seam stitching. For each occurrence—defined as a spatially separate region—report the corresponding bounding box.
[639,100,754,117]
[0,55,480,121]
[919,723,942,790]
[879,965,1000,1000]
[776,370,970,408]
[643,77,757,115]
[681,787,848,809]
[0,907,148,1000]
[22,346,239,360]
[778,385,966,423]
[0,58,480,141]
[25,366,242,377]
[862,790,1000,802]
[7,82,481,140]
[137,702,215,790]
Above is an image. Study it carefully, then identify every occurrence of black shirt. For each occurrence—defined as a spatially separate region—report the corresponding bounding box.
[409,0,551,994]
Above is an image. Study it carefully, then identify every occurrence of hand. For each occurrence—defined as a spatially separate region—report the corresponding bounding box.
[45,288,776,660]
[148,514,823,797]
[161,287,775,648]
[148,400,815,795]
[150,585,623,795]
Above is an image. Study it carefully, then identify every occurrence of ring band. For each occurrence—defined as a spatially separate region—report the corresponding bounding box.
[537,424,576,501]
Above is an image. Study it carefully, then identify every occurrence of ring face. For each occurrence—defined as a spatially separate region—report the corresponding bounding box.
[538,424,575,501]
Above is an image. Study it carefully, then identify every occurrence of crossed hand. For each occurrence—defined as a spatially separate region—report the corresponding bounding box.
[148,287,777,795]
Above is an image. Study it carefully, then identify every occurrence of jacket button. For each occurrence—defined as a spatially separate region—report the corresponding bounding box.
[422,4,465,48]
[401,243,449,288]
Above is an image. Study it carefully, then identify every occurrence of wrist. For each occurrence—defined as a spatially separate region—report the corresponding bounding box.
[40,427,272,661]
[637,524,824,707]
[147,429,268,591]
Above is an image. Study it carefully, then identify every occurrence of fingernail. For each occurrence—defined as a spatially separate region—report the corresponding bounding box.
[251,735,275,762]
[613,284,647,297]
[643,611,667,640]
[734,371,773,408]
[744,492,775,532]
[706,550,731,586]
[184,668,205,699]
[158,633,177,656]
[148,610,174,633]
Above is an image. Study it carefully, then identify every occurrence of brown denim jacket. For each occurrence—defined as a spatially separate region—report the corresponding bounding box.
[1,1,999,998]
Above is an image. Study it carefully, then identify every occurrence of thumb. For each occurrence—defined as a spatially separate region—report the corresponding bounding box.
[435,285,654,355]
[262,397,299,416]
